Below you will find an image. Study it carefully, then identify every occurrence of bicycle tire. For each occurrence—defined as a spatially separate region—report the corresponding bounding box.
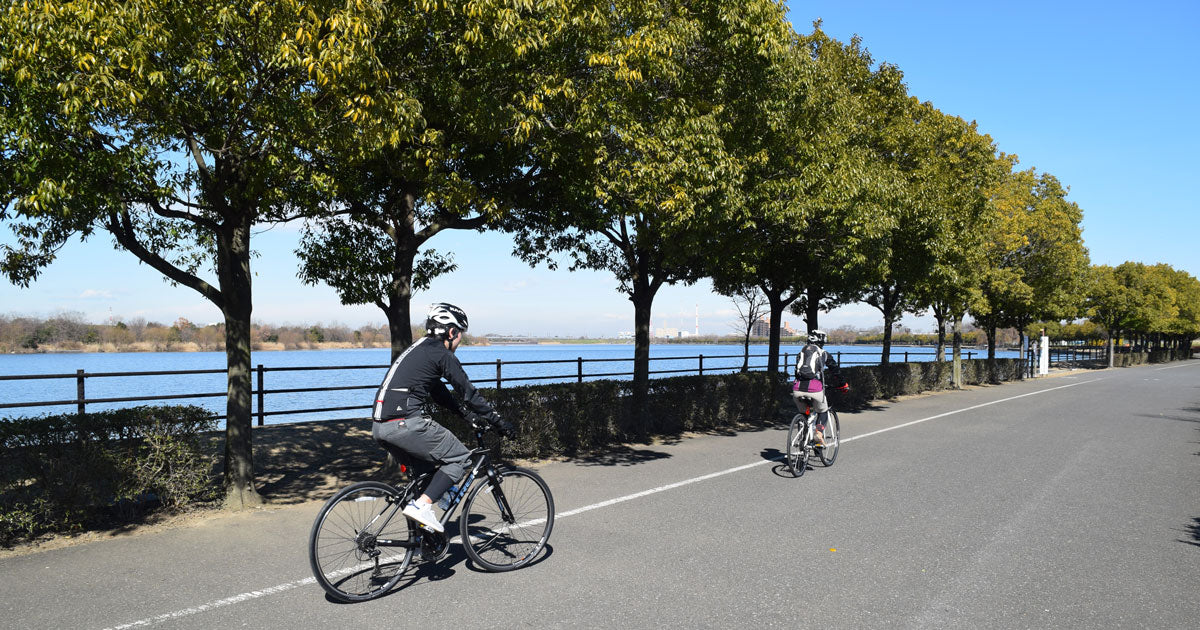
[459,466,554,572]
[818,409,840,466]
[308,480,415,602]
[786,413,808,477]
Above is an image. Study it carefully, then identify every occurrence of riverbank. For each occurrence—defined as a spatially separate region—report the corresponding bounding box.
[2,339,1006,354]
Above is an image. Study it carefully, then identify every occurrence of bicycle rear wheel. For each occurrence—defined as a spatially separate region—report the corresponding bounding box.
[308,481,415,602]
[818,410,840,466]
[459,466,554,572]
[786,413,809,477]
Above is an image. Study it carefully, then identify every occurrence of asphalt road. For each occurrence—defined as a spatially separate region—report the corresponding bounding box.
[3,361,1198,629]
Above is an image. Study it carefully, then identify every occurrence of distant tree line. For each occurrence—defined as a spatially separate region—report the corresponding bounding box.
[3,1,1197,507]
[0,313,487,354]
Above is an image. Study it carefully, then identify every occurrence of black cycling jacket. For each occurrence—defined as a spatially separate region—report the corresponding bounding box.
[372,336,496,421]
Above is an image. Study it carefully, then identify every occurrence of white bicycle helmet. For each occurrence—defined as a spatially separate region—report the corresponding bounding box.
[807,329,827,345]
[426,303,469,336]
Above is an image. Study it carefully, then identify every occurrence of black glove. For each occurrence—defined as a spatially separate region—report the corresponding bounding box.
[491,415,515,438]
[464,410,485,429]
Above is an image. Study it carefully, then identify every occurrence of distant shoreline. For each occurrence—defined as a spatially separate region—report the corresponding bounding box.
[3,339,999,355]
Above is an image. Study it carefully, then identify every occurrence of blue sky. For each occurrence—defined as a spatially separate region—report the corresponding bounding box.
[2,1,1196,337]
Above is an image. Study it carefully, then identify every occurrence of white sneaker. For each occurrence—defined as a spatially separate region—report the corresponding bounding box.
[402,501,444,533]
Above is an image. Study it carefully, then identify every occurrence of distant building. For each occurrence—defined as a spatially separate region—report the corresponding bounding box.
[782,320,798,336]
[617,331,634,340]
[750,317,770,338]
[655,327,680,338]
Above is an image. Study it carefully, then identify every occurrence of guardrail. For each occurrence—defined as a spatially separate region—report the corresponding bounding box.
[0,348,976,425]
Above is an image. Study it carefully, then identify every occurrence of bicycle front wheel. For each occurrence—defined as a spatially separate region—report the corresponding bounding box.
[459,466,554,572]
[818,410,840,466]
[308,481,415,602]
[786,413,809,477]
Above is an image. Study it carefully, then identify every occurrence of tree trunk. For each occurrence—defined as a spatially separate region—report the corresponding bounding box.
[880,307,895,366]
[741,332,750,373]
[986,325,997,361]
[933,308,947,363]
[1106,333,1114,368]
[761,288,797,377]
[218,214,262,509]
[951,313,963,389]
[1017,329,1027,378]
[630,283,655,435]
[386,303,412,363]
[804,285,823,332]
[386,191,420,361]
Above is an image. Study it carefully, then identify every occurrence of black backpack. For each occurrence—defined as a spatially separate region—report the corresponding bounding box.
[795,343,825,381]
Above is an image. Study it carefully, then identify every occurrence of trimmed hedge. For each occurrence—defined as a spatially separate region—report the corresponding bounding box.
[434,358,1027,460]
[1112,348,1192,367]
[1,405,217,546]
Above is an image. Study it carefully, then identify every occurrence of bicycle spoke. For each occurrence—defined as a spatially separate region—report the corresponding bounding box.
[460,468,554,572]
[309,482,415,602]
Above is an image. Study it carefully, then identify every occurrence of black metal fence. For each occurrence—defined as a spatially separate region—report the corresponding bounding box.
[1024,342,1110,376]
[0,348,977,425]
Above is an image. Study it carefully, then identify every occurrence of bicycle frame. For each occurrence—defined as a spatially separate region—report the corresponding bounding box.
[371,424,512,550]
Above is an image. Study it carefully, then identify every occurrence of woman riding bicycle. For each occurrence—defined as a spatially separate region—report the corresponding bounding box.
[371,302,513,533]
[792,329,848,447]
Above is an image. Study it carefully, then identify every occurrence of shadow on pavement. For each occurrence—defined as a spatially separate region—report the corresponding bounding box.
[1180,517,1200,548]
[570,445,672,467]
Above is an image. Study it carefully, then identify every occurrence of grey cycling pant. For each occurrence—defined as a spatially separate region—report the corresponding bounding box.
[792,388,829,414]
[373,416,471,492]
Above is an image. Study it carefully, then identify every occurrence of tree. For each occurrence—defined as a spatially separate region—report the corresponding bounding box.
[713,26,890,377]
[974,167,1090,362]
[1,0,411,507]
[725,285,769,372]
[1085,264,1130,366]
[905,116,1003,382]
[295,2,574,360]
[511,0,789,423]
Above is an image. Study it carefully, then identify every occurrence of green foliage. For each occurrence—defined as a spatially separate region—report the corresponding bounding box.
[1085,262,1200,350]
[295,0,581,354]
[1,406,216,546]
[975,167,1090,350]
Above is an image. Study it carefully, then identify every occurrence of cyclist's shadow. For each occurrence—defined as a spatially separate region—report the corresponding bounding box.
[341,523,557,603]
[760,447,796,478]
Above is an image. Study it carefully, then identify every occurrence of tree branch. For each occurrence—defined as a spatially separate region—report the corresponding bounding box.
[105,210,224,309]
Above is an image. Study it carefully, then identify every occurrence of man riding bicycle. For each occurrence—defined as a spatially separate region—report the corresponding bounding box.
[372,303,513,533]
[792,330,848,447]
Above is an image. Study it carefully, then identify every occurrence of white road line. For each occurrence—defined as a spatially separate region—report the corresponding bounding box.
[842,378,1101,443]
[100,378,1104,630]
[104,579,316,629]
[1154,361,1200,371]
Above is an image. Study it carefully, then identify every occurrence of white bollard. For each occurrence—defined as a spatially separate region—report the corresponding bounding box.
[1038,334,1050,375]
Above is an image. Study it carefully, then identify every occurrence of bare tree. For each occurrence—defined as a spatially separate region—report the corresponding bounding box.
[729,286,769,372]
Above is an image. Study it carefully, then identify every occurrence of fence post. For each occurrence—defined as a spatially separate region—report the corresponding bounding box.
[904,351,909,363]
[76,369,85,415]
[496,359,502,389]
[257,364,265,427]
[783,352,789,374]
[837,351,842,365]
[698,354,704,376]
[577,357,583,383]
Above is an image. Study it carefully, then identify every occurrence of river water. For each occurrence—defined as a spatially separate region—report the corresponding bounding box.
[0,343,1011,425]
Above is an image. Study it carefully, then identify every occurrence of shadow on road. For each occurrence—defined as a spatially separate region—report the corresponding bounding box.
[1134,406,1200,424]
[221,419,386,505]
[1180,517,1200,548]
[570,446,672,467]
